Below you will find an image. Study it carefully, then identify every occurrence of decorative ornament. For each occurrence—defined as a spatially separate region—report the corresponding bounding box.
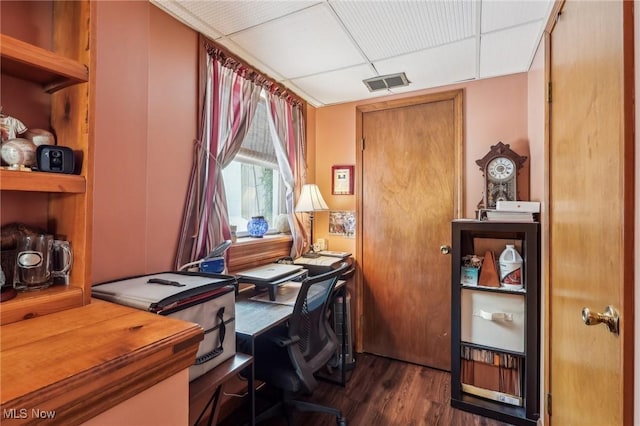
[25,129,55,146]
[0,109,28,143]
[1,138,36,167]
[275,214,291,234]
[247,216,269,238]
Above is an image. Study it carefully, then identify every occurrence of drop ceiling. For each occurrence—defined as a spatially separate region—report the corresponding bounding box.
[151,0,554,107]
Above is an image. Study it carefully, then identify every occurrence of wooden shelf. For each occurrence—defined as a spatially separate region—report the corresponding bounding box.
[1,2,93,325]
[0,169,86,193]
[0,34,88,93]
[461,284,527,294]
[0,285,84,325]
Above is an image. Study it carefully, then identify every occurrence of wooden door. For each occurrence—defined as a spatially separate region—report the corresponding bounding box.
[356,91,463,370]
[548,1,634,424]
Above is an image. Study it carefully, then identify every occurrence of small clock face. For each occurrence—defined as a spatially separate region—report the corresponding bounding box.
[487,157,515,181]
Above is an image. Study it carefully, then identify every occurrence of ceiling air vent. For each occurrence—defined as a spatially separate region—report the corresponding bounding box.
[363,72,410,92]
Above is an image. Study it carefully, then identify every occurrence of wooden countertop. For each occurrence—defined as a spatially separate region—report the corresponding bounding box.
[0,300,203,425]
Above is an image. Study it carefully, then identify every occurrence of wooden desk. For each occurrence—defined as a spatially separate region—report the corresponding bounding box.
[234,289,294,426]
[0,300,203,425]
[236,280,347,335]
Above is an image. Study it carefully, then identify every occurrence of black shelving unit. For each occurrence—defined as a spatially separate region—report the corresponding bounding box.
[450,220,540,426]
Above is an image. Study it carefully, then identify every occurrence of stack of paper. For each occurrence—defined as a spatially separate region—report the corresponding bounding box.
[317,250,351,258]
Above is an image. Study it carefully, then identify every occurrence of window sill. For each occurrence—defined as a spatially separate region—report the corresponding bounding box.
[227,233,293,273]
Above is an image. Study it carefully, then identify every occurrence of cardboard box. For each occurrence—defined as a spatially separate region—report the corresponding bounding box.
[461,267,479,286]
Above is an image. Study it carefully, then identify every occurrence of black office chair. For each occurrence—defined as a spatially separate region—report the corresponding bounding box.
[252,262,350,426]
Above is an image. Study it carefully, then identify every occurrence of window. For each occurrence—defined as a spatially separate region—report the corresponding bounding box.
[223,93,285,236]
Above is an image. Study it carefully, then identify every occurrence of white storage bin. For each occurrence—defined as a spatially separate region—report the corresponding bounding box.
[461,289,525,353]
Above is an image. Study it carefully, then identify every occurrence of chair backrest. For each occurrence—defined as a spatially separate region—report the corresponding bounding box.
[287,262,349,393]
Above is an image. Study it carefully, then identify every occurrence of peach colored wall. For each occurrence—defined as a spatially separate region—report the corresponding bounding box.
[0,0,52,49]
[312,103,357,255]
[82,369,189,426]
[146,5,198,272]
[92,1,196,283]
[93,1,149,283]
[313,73,531,256]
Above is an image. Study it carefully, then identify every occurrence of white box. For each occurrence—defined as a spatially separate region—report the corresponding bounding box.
[461,289,525,353]
[496,200,541,213]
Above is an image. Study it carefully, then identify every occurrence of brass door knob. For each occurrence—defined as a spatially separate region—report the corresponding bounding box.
[440,245,451,255]
[582,305,619,335]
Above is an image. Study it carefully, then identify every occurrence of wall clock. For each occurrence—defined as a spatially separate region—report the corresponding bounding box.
[476,141,527,209]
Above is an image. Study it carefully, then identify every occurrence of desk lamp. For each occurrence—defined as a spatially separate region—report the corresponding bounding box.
[295,184,329,258]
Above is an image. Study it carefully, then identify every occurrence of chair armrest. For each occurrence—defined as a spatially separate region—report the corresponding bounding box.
[270,335,300,347]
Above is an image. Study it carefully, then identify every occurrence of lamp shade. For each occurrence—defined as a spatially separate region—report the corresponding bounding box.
[295,184,329,212]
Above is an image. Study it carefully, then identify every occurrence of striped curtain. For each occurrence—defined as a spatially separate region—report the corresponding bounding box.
[174,46,262,269]
[265,92,307,258]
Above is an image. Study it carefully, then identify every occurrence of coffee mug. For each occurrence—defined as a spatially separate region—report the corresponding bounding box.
[13,234,73,291]
[52,239,73,284]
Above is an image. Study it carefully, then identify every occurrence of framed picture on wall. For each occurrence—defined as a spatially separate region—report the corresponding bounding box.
[332,165,354,195]
[329,210,356,238]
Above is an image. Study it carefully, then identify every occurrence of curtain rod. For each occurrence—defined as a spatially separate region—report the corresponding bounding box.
[201,35,306,108]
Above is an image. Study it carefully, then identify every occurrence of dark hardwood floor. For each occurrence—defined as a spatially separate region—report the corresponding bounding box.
[219,353,512,426]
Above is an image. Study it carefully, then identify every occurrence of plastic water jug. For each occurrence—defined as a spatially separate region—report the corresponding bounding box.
[499,244,523,289]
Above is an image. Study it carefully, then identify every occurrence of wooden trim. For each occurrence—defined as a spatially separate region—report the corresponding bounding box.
[354,109,364,354]
[226,235,293,274]
[545,1,565,34]
[542,29,552,426]
[621,1,635,423]
[452,90,464,218]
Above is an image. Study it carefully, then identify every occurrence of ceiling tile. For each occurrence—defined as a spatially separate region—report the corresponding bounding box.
[290,64,381,106]
[172,0,320,35]
[151,0,223,39]
[480,21,543,78]
[374,38,477,91]
[330,0,476,61]
[228,4,365,79]
[481,0,552,33]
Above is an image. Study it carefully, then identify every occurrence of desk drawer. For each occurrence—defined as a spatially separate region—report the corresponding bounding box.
[461,289,525,353]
